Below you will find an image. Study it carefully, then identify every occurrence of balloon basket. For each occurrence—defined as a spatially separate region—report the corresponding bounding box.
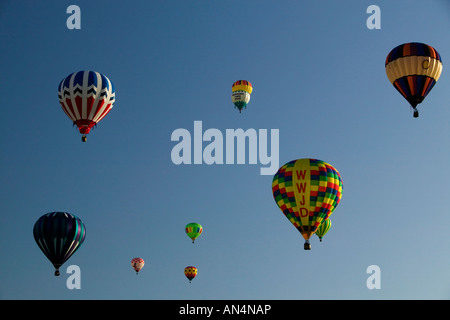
[54,269,60,276]
[81,135,87,142]
[304,241,311,250]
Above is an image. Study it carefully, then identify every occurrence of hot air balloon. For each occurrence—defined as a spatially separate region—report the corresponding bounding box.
[316,218,331,242]
[272,159,343,250]
[184,266,197,283]
[58,70,116,141]
[131,258,145,275]
[33,212,86,276]
[231,80,252,113]
[185,223,203,244]
[385,42,443,118]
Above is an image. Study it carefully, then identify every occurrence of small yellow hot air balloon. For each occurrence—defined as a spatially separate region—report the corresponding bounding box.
[231,80,252,113]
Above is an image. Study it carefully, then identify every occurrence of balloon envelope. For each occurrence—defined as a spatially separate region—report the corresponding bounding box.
[58,70,116,140]
[272,159,343,249]
[385,42,442,117]
[33,212,86,276]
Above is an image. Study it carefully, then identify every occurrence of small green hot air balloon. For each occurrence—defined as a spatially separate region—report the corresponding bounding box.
[316,219,331,242]
[185,223,203,244]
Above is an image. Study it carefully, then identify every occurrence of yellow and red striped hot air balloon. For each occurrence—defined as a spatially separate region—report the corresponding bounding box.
[231,80,252,113]
[385,42,443,118]
[272,159,343,250]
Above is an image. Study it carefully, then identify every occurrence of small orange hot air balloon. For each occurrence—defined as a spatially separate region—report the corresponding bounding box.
[184,266,197,283]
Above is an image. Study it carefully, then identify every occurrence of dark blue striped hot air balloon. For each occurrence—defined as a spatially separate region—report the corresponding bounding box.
[33,212,86,276]
[385,42,443,118]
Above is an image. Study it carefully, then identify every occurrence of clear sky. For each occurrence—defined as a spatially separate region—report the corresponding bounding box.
[1,0,449,300]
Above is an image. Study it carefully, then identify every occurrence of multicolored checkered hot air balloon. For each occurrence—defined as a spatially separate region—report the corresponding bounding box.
[58,70,116,141]
[131,257,145,275]
[385,42,443,118]
[184,266,197,283]
[316,218,331,242]
[231,80,252,113]
[33,212,86,276]
[272,159,343,250]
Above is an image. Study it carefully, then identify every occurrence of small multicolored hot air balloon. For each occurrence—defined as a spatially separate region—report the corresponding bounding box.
[385,42,443,118]
[184,266,197,283]
[272,159,343,250]
[231,80,252,113]
[58,70,116,141]
[33,212,86,276]
[185,223,203,244]
[131,257,145,275]
[316,219,331,242]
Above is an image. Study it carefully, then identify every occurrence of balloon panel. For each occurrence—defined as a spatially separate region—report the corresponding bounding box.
[386,55,442,83]
[385,42,442,66]
[232,80,252,94]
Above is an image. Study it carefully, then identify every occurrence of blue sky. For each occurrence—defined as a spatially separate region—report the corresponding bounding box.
[1,0,450,300]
